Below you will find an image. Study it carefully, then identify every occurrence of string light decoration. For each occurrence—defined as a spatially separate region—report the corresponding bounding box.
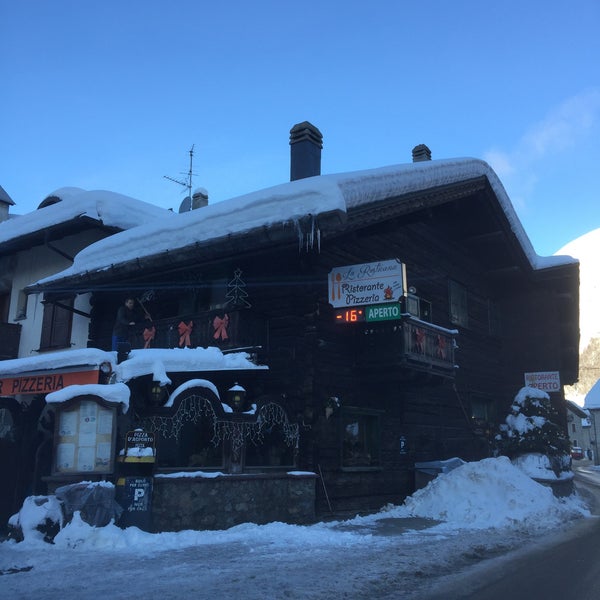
[140,393,219,443]
[253,402,300,450]
[140,393,299,468]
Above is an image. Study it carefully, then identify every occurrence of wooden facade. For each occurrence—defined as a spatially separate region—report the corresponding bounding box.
[26,162,579,518]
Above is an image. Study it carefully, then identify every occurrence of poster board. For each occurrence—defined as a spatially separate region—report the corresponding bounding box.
[53,396,117,475]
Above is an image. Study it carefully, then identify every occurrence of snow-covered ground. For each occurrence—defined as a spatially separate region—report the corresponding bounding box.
[0,457,593,599]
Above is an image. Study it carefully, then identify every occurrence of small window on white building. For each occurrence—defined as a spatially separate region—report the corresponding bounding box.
[40,296,73,350]
[15,290,28,320]
[0,292,9,322]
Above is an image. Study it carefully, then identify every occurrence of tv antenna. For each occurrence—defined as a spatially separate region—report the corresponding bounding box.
[164,145,196,200]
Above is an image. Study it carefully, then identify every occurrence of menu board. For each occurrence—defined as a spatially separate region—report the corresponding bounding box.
[53,399,116,475]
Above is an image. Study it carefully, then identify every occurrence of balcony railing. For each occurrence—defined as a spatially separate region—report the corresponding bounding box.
[128,308,268,354]
[360,315,457,378]
[0,322,21,361]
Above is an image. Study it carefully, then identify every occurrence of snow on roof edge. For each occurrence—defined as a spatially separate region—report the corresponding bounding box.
[0,188,173,246]
[32,157,574,289]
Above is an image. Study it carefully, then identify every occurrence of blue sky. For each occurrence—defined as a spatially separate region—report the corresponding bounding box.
[2,1,599,256]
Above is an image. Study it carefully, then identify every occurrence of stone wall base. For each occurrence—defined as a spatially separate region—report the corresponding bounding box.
[151,472,317,532]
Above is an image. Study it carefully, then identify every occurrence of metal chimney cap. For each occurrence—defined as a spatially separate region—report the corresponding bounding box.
[290,121,323,148]
[412,144,432,162]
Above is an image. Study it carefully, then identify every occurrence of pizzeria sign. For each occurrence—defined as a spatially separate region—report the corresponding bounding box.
[0,368,100,396]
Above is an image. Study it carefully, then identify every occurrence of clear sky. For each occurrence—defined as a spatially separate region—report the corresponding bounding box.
[2,1,599,256]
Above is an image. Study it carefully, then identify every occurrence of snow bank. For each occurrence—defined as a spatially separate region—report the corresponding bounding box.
[378,456,588,530]
[5,457,589,554]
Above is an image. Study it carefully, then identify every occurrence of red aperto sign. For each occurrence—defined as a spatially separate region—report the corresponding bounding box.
[0,368,100,396]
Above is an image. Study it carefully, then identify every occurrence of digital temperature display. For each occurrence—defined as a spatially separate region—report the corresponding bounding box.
[334,308,366,323]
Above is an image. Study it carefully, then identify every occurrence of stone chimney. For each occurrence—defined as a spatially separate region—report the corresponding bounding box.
[0,184,15,222]
[412,144,432,162]
[191,188,209,209]
[289,121,323,181]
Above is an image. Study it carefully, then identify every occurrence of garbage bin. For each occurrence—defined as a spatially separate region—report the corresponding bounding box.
[55,481,123,527]
[414,457,466,490]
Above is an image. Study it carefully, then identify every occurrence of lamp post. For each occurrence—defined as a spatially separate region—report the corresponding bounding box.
[227,383,246,412]
[590,409,600,466]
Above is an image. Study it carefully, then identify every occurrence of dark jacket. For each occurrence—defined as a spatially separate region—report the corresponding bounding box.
[112,305,136,337]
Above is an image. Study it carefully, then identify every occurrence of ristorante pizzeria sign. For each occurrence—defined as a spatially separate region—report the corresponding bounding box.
[328,259,407,308]
[0,368,100,396]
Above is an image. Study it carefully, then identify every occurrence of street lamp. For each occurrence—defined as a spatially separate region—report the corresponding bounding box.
[227,383,246,412]
[590,409,600,466]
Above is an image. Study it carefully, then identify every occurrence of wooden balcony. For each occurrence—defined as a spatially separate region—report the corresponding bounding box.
[0,322,21,360]
[128,308,268,354]
[359,315,457,379]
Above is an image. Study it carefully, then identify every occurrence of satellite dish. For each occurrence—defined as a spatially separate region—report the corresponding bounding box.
[178,196,192,213]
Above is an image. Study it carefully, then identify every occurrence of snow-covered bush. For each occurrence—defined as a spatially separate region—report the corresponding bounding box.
[8,495,64,543]
[7,481,122,544]
[496,386,571,477]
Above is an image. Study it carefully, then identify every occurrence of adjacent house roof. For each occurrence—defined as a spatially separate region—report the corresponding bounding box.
[565,399,589,419]
[0,187,174,254]
[28,157,578,295]
[0,184,15,206]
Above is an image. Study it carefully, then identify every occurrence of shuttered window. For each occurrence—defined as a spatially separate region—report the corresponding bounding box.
[40,297,73,350]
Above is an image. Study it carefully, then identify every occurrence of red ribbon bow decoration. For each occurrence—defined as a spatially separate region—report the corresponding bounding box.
[143,325,156,349]
[436,334,446,358]
[414,328,425,353]
[213,314,229,340]
[178,320,193,347]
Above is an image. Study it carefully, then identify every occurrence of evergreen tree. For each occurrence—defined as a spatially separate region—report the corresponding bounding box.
[497,387,571,475]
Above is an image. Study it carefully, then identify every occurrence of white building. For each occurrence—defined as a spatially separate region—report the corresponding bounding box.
[0,186,171,528]
[0,187,172,360]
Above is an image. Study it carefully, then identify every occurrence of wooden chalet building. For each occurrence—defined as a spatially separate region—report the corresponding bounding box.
[20,123,579,524]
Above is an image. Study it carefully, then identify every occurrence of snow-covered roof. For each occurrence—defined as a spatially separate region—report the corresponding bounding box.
[0,187,174,246]
[0,347,266,384]
[0,183,15,206]
[0,348,112,376]
[584,378,600,410]
[31,158,577,291]
[46,382,131,412]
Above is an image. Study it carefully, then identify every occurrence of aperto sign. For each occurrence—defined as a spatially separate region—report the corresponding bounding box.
[328,259,407,308]
[365,303,402,322]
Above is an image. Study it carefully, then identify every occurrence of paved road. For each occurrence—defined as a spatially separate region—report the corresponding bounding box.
[424,466,600,600]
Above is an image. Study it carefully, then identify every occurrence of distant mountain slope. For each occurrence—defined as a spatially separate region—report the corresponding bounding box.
[557,228,600,351]
[557,229,600,403]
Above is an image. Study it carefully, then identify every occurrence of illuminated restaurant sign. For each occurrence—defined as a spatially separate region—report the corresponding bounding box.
[0,368,100,396]
[329,259,406,308]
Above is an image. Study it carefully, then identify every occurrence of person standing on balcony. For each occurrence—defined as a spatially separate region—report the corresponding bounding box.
[112,297,138,351]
